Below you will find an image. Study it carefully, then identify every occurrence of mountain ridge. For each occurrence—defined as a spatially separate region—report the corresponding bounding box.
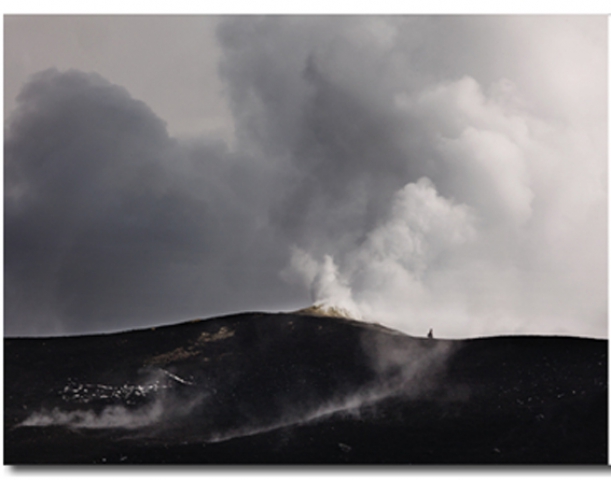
[4,310,607,464]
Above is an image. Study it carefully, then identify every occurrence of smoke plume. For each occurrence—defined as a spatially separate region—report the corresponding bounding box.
[4,16,606,338]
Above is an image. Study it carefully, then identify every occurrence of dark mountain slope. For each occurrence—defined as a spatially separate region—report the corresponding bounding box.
[4,312,608,464]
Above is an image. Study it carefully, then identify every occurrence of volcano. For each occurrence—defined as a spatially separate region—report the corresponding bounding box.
[4,311,608,464]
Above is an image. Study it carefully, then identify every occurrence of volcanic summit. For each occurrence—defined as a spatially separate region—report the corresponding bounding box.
[4,310,608,464]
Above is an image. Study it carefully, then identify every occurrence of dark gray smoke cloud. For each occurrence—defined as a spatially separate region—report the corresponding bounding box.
[4,16,607,338]
[4,68,304,335]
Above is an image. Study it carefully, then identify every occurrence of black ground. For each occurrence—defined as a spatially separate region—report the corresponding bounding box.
[4,312,608,464]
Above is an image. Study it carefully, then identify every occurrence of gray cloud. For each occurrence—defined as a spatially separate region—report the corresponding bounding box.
[4,16,607,338]
[4,16,233,141]
[4,68,303,336]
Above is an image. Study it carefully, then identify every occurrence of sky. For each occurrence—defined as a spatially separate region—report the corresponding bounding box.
[3,15,608,339]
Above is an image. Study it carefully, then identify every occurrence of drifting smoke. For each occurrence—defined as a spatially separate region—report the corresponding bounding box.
[20,403,164,430]
[206,330,457,444]
[362,330,456,397]
[20,394,205,431]
[17,319,456,441]
[19,369,206,431]
[4,16,607,338]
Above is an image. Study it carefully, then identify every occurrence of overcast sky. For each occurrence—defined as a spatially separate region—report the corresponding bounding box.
[4,15,608,338]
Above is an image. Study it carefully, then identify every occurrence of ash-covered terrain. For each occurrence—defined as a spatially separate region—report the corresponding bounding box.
[4,311,608,464]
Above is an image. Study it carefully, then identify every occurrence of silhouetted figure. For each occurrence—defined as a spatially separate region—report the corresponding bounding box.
[427,328,434,339]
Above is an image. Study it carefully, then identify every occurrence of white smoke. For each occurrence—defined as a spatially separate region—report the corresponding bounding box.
[207,330,456,444]
[286,72,606,338]
[283,249,363,319]
[287,175,480,336]
[19,369,207,431]
[19,402,164,430]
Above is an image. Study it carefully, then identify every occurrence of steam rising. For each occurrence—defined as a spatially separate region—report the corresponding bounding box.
[4,16,606,338]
